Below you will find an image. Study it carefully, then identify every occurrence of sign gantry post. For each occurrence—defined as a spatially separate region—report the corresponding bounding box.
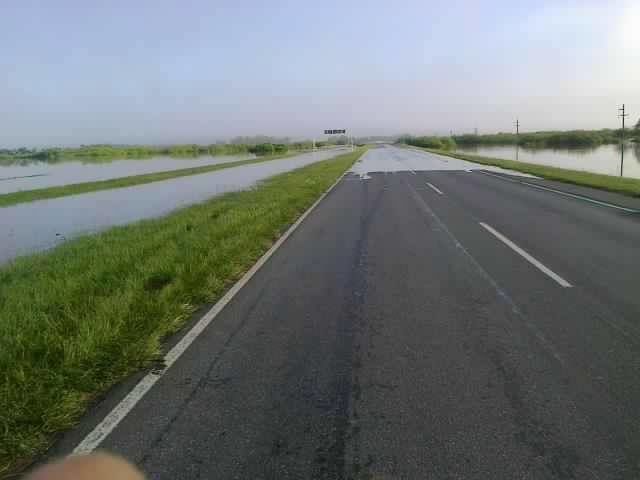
[323,129,353,151]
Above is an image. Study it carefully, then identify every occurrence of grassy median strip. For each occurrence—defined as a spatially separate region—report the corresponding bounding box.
[423,148,640,198]
[0,152,306,208]
[0,148,365,475]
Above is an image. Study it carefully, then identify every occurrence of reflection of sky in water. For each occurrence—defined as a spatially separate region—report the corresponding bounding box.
[0,149,347,265]
[0,154,255,194]
[456,144,640,179]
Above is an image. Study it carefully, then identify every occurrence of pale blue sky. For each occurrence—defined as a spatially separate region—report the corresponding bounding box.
[1,0,638,147]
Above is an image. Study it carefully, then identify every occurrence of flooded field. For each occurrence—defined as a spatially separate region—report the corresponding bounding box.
[0,148,347,265]
[0,154,255,194]
[455,144,640,179]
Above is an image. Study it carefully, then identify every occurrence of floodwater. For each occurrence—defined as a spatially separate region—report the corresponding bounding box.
[0,148,347,265]
[456,144,640,179]
[0,154,255,194]
[352,144,533,177]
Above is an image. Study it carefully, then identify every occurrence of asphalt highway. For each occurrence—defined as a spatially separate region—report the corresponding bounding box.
[55,145,640,479]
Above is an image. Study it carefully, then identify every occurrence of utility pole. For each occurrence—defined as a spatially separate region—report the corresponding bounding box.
[618,104,629,177]
[515,119,520,162]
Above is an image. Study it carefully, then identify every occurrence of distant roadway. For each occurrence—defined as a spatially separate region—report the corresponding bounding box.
[55,145,640,479]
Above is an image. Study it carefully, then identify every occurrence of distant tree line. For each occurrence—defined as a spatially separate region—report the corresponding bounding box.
[392,124,640,153]
[0,140,320,165]
[247,143,288,155]
[453,128,638,149]
[397,135,456,150]
[355,135,398,144]
[228,135,293,145]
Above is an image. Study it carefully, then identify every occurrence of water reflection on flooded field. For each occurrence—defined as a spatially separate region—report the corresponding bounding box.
[0,154,256,194]
[0,148,347,265]
[456,144,640,179]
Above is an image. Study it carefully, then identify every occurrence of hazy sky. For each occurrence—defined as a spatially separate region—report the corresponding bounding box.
[1,0,639,147]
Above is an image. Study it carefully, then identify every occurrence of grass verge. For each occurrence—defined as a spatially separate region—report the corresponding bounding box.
[0,151,309,208]
[422,148,640,198]
[0,148,365,476]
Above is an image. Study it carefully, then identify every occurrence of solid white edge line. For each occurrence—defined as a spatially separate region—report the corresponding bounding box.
[478,171,639,213]
[72,164,354,455]
[426,182,443,195]
[479,222,572,288]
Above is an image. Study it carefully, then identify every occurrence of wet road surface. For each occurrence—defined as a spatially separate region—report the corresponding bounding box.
[54,145,640,479]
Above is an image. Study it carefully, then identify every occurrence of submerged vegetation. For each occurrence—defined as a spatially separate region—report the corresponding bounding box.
[0,148,366,476]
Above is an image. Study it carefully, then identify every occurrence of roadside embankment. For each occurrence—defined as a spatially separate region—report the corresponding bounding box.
[0,148,366,476]
[424,148,640,198]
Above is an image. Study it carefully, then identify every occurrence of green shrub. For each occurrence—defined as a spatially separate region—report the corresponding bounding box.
[248,143,289,156]
[398,135,456,150]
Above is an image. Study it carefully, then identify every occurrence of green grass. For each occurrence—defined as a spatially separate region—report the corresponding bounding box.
[422,148,640,198]
[0,148,365,476]
[0,152,306,207]
[0,142,321,164]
